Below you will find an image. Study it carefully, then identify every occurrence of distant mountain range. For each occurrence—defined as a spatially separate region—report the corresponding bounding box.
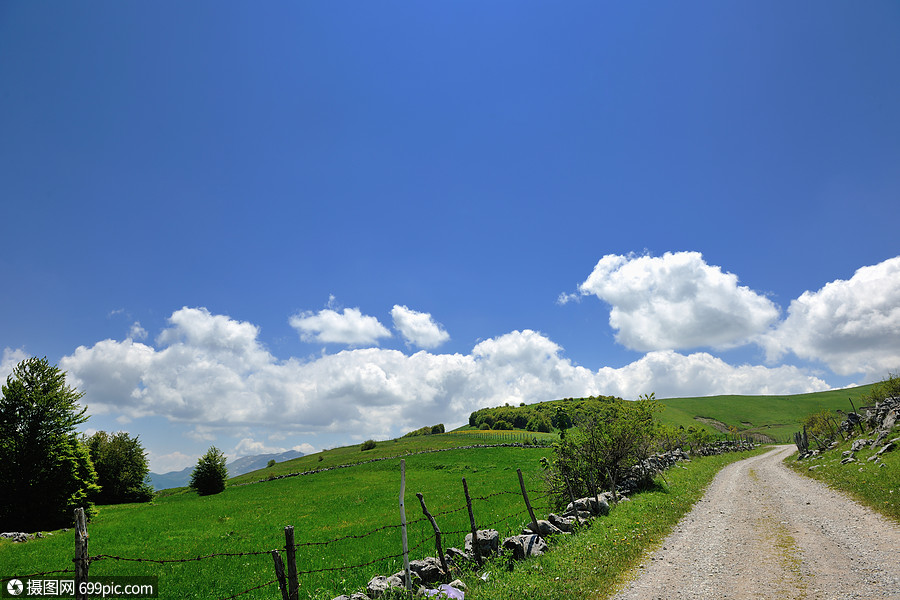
[148,449,305,490]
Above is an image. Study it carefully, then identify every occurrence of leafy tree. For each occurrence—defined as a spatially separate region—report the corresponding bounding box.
[0,357,100,531]
[430,423,445,434]
[190,446,228,495]
[552,407,572,439]
[267,459,277,468]
[86,431,153,504]
[361,439,377,451]
[544,397,661,505]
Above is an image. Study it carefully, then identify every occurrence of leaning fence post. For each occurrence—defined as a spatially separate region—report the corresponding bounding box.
[462,477,480,565]
[74,508,89,600]
[416,493,449,575]
[563,475,581,529]
[400,460,411,590]
[284,526,299,600]
[270,550,290,600]
[517,469,542,539]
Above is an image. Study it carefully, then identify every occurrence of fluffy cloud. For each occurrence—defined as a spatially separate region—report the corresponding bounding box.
[595,350,827,398]
[578,252,780,352]
[289,307,391,346]
[391,305,450,348]
[61,307,827,442]
[763,256,900,376]
[1,347,29,383]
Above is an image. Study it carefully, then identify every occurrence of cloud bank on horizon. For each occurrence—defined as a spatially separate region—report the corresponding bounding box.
[3,251,898,472]
[0,252,878,448]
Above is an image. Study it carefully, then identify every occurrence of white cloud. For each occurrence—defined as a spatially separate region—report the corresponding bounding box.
[593,350,827,399]
[289,307,391,346]
[391,305,450,349]
[128,322,148,341]
[763,256,900,376]
[231,437,285,458]
[61,308,827,444]
[292,443,316,454]
[577,252,780,352]
[147,450,194,473]
[1,347,29,383]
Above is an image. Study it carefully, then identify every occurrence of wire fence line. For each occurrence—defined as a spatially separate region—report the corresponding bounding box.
[43,465,550,600]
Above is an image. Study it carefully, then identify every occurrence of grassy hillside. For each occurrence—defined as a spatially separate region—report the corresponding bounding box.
[1,437,553,599]
[658,383,878,442]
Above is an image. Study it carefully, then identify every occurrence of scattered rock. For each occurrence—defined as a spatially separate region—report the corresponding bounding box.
[366,575,403,598]
[502,534,549,560]
[464,529,500,557]
[408,557,444,584]
[524,519,562,537]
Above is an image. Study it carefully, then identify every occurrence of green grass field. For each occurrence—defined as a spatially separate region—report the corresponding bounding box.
[658,383,877,442]
[1,384,882,599]
[0,440,554,599]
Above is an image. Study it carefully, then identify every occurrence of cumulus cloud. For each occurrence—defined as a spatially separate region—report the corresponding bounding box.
[577,252,781,352]
[391,305,450,349]
[61,307,827,443]
[763,256,900,376]
[289,307,391,346]
[1,347,29,383]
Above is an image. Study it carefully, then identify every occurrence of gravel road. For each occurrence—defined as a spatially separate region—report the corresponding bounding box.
[610,445,900,600]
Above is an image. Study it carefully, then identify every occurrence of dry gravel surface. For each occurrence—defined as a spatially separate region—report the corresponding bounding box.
[610,445,900,600]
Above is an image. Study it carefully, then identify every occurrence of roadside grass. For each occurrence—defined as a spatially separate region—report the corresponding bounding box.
[0,446,551,599]
[658,384,877,442]
[786,429,900,522]
[459,447,769,600]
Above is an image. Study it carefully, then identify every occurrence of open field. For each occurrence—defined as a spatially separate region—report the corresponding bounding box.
[0,442,553,599]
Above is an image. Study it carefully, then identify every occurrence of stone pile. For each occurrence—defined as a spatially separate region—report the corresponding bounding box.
[345,492,613,600]
[693,440,756,457]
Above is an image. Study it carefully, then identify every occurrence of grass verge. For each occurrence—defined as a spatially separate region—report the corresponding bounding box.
[458,447,769,600]
[785,431,900,522]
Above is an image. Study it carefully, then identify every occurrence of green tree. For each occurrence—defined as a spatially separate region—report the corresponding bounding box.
[0,357,100,531]
[552,407,572,439]
[86,431,153,504]
[190,446,228,495]
[544,397,661,505]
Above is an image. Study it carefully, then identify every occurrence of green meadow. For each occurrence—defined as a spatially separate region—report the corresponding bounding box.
[658,383,878,442]
[1,384,880,599]
[1,441,553,599]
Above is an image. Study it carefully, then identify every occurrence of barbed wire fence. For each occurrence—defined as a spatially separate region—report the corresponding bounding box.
[3,461,550,600]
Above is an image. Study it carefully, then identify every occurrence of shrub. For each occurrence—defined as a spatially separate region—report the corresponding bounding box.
[190,447,228,496]
[267,459,276,468]
[361,439,377,451]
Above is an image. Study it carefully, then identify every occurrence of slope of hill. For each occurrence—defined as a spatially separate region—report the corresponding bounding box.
[463,384,877,443]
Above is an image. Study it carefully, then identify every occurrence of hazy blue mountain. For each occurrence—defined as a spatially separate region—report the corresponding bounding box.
[148,449,305,490]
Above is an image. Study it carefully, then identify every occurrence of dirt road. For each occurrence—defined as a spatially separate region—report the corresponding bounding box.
[610,445,900,600]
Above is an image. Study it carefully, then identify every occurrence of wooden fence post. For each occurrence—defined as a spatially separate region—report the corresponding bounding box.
[270,550,289,600]
[563,475,581,529]
[516,469,541,539]
[74,508,89,600]
[416,493,449,575]
[462,477,480,565]
[284,526,299,600]
[400,460,411,590]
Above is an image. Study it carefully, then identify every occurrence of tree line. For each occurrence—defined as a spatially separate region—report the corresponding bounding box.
[0,357,227,532]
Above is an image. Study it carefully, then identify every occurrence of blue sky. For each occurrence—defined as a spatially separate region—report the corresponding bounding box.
[2,2,899,473]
